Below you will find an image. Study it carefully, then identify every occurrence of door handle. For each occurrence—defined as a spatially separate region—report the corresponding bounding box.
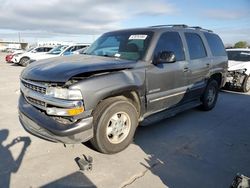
[183,67,189,72]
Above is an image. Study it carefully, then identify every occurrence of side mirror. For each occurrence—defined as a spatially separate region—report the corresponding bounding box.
[156,51,176,64]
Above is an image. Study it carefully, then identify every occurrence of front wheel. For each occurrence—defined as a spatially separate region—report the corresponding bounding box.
[242,75,250,93]
[200,80,219,111]
[90,98,138,154]
[19,57,30,66]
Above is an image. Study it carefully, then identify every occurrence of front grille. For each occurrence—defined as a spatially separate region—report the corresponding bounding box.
[22,80,46,94]
[26,96,46,107]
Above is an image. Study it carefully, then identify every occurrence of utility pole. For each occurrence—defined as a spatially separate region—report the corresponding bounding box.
[18,32,21,43]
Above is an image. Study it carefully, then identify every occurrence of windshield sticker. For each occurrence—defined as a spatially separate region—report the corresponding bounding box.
[129,35,147,40]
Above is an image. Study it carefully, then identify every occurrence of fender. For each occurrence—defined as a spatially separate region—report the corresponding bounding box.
[69,69,146,111]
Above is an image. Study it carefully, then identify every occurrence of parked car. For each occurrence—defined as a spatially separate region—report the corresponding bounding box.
[19,25,227,154]
[28,44,90,65]
[13,46,53,66]
[73,46,89,54]
[5,50,25,63]
[225,48,250,92]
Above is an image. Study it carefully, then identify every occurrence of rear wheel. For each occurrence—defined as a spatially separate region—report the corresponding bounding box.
[90,97,138,154]
[200,80,219,111]
[242,75,250,93]
[19,57,30,66]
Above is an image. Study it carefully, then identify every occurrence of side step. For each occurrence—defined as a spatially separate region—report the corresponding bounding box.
[140,99,201,126]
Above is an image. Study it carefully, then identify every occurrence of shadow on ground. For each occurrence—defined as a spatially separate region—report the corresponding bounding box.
[134,91,250,188]
[0,129,31,188]
[41,171,96,188]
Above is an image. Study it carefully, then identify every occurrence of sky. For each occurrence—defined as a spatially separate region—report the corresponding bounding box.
[0,0,249,46]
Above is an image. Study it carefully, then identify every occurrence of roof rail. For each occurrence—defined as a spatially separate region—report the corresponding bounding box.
[150,24,188,28]
[189,26,213,33]
[150,25,213,32]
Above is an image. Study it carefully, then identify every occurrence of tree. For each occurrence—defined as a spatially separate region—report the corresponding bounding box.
[234,41,248,48]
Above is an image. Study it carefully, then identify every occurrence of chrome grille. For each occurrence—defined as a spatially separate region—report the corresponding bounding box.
[26,97,46,107]
[22,80,46,94]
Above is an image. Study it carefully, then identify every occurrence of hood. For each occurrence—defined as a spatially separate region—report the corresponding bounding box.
[21,55,136,82]
[228,60,250,72]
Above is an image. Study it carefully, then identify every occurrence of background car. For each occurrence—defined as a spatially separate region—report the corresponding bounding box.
[28,44,90,65]
[13,46,53,66]
[225,48,250,92]
[5,49,25,63]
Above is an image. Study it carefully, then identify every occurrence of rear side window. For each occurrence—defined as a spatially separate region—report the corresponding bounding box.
[185,33,207,60]
[45,47,52,52]
[154,32,185,61]
[204,33,226,56]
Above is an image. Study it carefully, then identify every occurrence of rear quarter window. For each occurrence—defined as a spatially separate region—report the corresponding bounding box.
[204,33,226,56]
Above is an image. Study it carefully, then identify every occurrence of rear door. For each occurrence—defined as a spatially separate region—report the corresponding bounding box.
[183,32,210,99]
[146,31,189,113]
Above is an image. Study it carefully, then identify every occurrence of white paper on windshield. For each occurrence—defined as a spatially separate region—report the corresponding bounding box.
[129,35,147,40]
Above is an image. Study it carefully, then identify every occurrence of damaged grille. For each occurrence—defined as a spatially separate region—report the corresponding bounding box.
[22,80,46,94]
[26,96,46,107]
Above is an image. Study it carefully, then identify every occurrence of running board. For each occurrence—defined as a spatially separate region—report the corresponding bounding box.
[140,99,202,126]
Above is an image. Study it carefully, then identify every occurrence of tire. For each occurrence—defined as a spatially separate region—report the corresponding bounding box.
[242,75,250,93]
[90,97,138,154]
[19,57,30,66]
[200,80,219,111]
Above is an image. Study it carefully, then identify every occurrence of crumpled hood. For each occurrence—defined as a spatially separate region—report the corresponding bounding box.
[21,55,136,82]
[228,60,250,73]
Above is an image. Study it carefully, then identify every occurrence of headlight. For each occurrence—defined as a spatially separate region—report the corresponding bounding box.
[46,87,83,100]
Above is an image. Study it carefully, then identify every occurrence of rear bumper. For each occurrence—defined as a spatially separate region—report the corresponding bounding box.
[19,95,93,144]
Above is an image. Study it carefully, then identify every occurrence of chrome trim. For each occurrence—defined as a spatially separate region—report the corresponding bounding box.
[149,91,186,103]
[21,78,47,89]
[20,82,82,109]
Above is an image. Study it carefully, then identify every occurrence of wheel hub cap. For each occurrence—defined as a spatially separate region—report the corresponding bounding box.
[106,112,131,144]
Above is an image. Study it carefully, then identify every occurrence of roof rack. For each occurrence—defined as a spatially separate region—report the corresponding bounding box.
[189,26,213,33]
[150,25,213,32]
[151,24,188,28]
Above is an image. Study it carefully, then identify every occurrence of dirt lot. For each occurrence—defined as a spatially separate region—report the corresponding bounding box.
[0,52,250,188]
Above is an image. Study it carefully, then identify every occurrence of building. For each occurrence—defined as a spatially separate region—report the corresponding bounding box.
[0,41,28,51]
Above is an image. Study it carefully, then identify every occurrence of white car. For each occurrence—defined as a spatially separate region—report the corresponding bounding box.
[28,44,90,65]
[225,48,250,92]
[13,46,53,66]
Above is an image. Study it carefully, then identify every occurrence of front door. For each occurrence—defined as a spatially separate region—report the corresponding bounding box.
[146,31,189,114]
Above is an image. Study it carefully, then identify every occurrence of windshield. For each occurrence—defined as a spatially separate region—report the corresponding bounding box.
[48,45,68,55]
[227,50,250,62]
[27,47,35,52]
[84,31,153,61]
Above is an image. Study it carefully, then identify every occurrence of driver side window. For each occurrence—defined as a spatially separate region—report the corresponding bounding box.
[154,32,185,61]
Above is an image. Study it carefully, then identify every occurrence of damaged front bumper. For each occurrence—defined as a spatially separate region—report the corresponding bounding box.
[19,94,94,144]
[225,68,247,89]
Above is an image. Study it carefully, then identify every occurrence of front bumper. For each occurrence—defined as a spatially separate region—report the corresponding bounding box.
[19,95,93,144]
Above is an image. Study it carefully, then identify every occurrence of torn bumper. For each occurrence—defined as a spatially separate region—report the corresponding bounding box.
[18,95,93,144]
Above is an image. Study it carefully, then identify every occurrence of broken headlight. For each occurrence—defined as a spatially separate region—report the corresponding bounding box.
[46,87,83,100]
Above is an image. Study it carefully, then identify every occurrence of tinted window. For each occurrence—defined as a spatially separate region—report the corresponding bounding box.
[154,32,185,61]
[45,47,52,52]
[185,33,207,59]
[36,48,44,52]
[227,50,250,61]
[204,33,226,56]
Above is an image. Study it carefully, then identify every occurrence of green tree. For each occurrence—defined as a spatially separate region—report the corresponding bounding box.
[234,41,248,48]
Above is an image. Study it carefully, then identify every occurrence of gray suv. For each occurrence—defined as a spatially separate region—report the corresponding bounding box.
[19,25,228,154]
